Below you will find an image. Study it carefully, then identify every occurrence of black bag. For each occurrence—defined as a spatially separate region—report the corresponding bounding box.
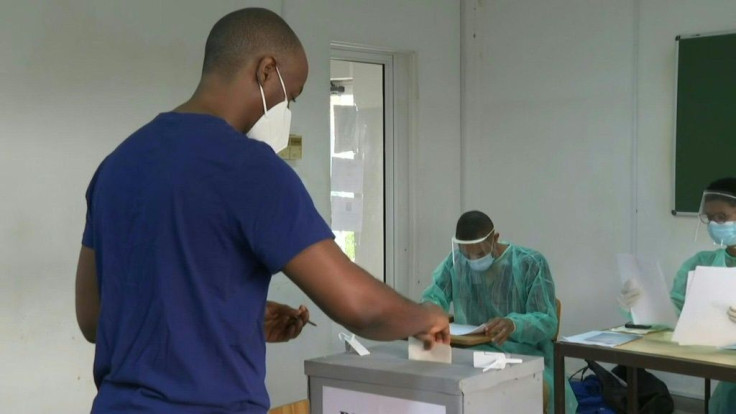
[584,360,674,414]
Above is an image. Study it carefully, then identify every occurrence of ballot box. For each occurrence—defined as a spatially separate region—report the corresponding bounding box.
[304,341,544,414]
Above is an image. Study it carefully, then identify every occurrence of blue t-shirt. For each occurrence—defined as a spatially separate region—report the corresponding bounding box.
[82,112,334,413]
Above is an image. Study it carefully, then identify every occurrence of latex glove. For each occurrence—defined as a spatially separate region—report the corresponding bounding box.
[483,317,516,345]
[617,279,642,310]
[728,306,736,323]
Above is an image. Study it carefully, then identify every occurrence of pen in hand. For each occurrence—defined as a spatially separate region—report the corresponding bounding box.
[291,315,317,326]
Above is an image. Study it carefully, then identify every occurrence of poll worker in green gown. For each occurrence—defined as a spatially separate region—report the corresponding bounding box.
[422,210,578,414]
[620,177,736,414]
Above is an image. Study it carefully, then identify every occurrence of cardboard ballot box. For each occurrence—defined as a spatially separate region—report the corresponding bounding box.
[304,341,544,414]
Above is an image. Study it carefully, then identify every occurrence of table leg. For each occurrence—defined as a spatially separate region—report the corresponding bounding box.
[627,366,638,414]
[705,378,711,413]
[554,342,564,414]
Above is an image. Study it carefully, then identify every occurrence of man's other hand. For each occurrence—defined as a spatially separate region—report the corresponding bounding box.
[264,301,311,343]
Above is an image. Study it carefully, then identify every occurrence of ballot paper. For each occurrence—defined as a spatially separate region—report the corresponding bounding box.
[407,336,452,364]
[617,254,678,327]
[449,322,486,336]
[562,331,642,348]
[672,266,736,347]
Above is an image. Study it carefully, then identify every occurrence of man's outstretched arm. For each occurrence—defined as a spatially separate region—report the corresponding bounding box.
[283,239,450,347]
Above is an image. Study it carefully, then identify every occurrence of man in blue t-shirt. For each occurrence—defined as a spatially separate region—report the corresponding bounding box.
[74,8,450,413]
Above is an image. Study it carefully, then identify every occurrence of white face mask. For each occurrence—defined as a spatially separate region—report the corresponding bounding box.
[246,67,292,153]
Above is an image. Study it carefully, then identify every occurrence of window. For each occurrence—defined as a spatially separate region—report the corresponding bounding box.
[329,51,393,283]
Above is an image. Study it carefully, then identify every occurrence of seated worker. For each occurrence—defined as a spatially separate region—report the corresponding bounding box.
[620,177,736,414]
[421,210,578,414]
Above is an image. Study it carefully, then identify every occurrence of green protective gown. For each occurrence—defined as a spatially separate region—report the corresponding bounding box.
[671,248,736,414]
[421,242,578,414]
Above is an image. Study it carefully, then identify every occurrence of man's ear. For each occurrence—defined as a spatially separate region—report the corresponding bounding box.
[255,56,278,86]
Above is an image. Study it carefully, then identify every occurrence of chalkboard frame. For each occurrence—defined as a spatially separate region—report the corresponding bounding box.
[672,30,736,216]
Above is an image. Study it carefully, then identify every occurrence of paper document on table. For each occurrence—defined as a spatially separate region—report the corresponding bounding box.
[407,337,451,364]
[609,325,667,335]
[617,254,678,327]
[562,331,642,348]
[449,323,486,336]
[672,266,736,347]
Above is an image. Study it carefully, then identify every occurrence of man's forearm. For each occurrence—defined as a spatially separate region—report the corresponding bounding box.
[347,290,444,340]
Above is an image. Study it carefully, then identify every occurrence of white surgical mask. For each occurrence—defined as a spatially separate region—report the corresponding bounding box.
[467,253,495,272]
[246,67,291,153]
[708,221,736,247]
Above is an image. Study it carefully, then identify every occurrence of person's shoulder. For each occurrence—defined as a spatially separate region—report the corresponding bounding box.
[682,250,721,267]
[509,243,548,263]
[223,140,306,200]
[236,140,296,179]
[440,251,454,267]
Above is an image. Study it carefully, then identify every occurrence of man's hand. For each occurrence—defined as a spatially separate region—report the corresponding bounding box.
[412,303,451,350]
[264,301,311,343]
[483,317,515,345]
[728,306,736,323]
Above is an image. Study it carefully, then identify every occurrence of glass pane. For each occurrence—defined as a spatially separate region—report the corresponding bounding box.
[329,60,384,281]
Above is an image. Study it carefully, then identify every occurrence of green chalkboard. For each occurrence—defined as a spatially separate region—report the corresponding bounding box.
[673,31,736,215]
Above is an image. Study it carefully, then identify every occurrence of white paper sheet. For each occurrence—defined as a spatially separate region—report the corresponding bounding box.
[617,254,678,327]
[330,156,364,193]
[330,195,363,232]
[449,322,486,336]
[672,266,736,347]
[407,337,452,364]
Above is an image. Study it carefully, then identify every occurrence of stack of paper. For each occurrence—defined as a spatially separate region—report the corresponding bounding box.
[449,322,487,336]
[672,266,736,347]
[609,325,666,335]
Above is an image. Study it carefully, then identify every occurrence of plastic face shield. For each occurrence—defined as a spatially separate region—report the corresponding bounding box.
[696,191,736,245]
[698,191,736,224]
[451,230,494,278]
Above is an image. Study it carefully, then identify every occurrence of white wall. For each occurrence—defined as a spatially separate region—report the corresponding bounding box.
[462,0,636,335]
[461,0,736,398]
[0,0,461,412]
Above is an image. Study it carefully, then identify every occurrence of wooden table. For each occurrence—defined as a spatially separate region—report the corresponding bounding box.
[554,331,736,414]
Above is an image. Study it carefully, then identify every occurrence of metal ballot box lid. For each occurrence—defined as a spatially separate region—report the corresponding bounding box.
[304,341,544,396]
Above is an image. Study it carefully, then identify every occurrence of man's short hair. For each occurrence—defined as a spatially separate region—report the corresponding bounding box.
[202,8,302,78]
[455,211,495,241]
[705,177,736,206]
